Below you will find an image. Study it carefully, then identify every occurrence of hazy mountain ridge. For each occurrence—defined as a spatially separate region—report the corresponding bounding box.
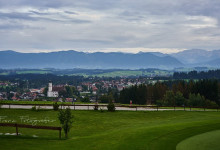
[1,49,220,69]
[171,49,220,65]
[0,50,182,69]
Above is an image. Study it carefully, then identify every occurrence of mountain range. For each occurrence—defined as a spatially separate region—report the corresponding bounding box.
[0,49,220,69]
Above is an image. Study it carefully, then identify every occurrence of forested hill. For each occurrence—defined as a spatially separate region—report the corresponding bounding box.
[173,70,220,79]
[0,50,182,69]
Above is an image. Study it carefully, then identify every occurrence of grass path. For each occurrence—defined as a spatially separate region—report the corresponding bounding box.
[0,109,220,150]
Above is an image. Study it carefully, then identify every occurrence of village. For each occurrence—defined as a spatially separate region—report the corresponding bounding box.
[0,77,155,102]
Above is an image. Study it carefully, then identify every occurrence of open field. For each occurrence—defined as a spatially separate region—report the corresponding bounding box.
[0,109,220,150]
[16,70,51,74]
[0,69,173,77]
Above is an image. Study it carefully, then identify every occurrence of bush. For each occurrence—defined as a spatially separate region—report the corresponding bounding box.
[81,97,90,103]
[206,100,218,108]
[156,99,163,107]
[100,107,104,113]
[31,106,36,111]
[107,101,115,112]
[188,93,206,107]
[53,102,60,111]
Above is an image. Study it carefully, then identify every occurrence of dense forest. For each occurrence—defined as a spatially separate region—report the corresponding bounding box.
[119,79,220,107]
[173,70,220,79]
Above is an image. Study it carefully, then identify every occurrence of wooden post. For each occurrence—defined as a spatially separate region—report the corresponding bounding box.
[15,123,18,136]
[88,105,89,110]
[59,129,61,139]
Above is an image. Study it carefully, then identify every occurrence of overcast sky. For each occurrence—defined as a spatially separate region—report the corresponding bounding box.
[0,0,220,53]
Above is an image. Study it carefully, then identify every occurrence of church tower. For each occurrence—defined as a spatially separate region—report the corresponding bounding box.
[47,81,58,97]
[48,82,52,92]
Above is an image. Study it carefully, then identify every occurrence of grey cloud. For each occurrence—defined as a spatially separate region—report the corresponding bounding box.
[64,11,78,15]
[64,39,113,45]
[0,12,37,21]
[0,0,220,53]
[0,12,91,24]
[0,24,26,30]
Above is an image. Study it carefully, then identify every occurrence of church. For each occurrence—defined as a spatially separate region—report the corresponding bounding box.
[47,82,59,97]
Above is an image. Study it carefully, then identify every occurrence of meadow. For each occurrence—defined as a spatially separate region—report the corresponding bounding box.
[0,109,220,150]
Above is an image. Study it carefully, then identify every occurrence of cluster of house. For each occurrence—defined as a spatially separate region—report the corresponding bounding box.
[0,78,154,101]
[78,78,147,93]
[0,89,44,100]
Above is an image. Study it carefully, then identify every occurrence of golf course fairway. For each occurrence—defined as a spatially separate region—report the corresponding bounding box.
[0,109,220,150]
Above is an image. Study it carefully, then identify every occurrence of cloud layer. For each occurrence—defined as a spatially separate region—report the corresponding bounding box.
[0,0,220,53]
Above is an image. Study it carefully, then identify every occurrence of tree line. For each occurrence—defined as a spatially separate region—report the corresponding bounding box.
[173,70,220,79]
[119,79,220,107]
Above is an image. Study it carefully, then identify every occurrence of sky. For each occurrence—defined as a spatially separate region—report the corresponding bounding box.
[0,0,220,54]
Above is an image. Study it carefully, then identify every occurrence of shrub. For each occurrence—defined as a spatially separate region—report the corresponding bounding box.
[156,99,163,107]
[100,107,104,113]
[53,102,60,111]
[81,97,90,103]
[31,106,36,111]
[107,101,115,112]
[206,100,218,108]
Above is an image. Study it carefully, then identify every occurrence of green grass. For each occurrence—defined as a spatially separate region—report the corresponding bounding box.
[94,71,143,77]
[0,72,9,75]
[68,70,173,77]
[0,109,220,150]
[176,130,220,150]
[16,70,51,74]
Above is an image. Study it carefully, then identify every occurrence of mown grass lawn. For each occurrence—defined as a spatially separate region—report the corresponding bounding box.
[176,130,220,150]
[0,109,220,150]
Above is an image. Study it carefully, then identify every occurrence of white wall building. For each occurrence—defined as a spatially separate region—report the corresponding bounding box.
[47,82,59,97]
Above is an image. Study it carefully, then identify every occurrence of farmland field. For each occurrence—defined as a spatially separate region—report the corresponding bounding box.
[16,70,51,74]
[0,109,220,150]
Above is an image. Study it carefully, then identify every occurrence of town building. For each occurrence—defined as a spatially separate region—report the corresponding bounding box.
[47,82,59,97]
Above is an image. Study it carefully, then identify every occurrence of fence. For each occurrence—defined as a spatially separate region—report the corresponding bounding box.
[0,103,219,111]
[0,123,62,139]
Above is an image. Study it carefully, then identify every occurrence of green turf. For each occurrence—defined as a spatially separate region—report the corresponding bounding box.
[0,109,220,150]
[176,130,220,150]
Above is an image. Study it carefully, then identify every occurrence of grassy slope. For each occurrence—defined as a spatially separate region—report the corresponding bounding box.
[0,109,220,150]
[176,130,220,150]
